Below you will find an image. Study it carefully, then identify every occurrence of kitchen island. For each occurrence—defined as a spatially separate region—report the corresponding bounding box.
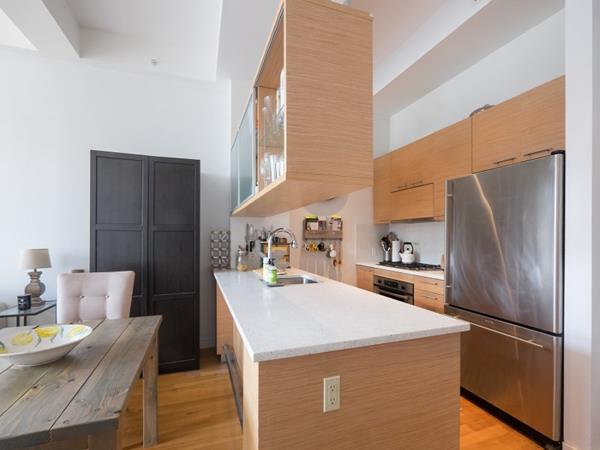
[214,269,469,450]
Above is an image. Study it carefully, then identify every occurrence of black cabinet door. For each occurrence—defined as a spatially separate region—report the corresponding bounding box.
[90,151,147,317]
[90,151,200,373]
[148,157,200,373]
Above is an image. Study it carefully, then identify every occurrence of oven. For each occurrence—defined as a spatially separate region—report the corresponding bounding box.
[373,275,414,305]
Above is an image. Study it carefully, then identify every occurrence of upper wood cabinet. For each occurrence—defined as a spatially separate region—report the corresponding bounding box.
[472,76,565,172]
[231,0,373,217]
[375,119,471,222]
[373,77,565,223]
[373,153,393,223]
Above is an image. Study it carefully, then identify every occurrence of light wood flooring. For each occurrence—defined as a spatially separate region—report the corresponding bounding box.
[121,349,541,450]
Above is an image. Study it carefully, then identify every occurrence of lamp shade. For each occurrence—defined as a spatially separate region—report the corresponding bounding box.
[19,249,51,270]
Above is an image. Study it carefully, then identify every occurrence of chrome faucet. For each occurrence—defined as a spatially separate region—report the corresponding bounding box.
[266,227,298,261]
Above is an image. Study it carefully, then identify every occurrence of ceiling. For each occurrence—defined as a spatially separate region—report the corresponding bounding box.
[0,8,35,50]
[352,0,446,66]
[0,0,224,81]
[66,0,221,51]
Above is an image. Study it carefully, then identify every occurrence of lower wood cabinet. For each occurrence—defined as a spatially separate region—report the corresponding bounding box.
[216,285,233,357]
[356,266,374,291]
[414,289,444,314]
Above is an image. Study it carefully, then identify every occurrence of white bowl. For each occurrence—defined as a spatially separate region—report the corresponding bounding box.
[0,324,92,367]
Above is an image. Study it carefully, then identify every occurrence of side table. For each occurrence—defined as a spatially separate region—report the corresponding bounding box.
[0,301,57,326]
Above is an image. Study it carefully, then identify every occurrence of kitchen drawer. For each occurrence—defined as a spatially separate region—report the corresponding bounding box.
[414,289,444,314]
[373,268,414,283]
[414,276,444,295]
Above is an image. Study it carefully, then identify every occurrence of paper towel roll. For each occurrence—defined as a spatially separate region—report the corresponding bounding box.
[391,241,401,262]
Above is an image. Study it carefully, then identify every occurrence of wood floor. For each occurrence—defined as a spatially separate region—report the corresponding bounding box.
[121,349,541,450]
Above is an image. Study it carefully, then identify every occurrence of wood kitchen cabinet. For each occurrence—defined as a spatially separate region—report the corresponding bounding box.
[373,78,564,223]
[216,285,233,358]
[472,76,565,172]
[356,266,374,291]
[373,153,393,223]
[231,0,373,217]
[429,119,471,218]
[375,119,470,222]
[413,276,445,314]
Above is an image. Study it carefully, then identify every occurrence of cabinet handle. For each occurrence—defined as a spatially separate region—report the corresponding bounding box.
[469,323,545,349]
[392,180,426,193]
[523,148,553,157]
[493,157,516,165]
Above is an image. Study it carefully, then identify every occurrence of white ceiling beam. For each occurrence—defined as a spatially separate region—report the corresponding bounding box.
[0,0,80,58]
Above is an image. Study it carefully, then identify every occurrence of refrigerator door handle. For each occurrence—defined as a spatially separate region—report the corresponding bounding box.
[468,321,545,350]
[445,180,454,301]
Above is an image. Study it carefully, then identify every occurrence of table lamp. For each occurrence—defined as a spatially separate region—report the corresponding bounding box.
[19,249,52,306]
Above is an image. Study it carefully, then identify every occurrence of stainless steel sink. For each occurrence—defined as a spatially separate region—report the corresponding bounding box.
[262,275,318,287]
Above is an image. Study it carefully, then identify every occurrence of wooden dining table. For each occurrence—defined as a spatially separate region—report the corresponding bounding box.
[0,316,161,450]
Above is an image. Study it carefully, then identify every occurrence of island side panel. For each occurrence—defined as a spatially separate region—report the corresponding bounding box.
[216,285,234,357]
[255,333,460,450]
[243,344,260,450]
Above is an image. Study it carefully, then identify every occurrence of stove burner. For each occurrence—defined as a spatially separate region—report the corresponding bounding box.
[377,261,443,271]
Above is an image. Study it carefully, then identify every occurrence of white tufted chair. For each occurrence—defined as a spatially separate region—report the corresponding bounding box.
[57,271,135,323]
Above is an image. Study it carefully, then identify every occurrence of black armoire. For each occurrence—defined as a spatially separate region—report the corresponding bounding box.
[90,150,200,373]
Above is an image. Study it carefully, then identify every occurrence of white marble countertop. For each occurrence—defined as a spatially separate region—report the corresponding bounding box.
[356,261,445,280]
[214,268,468,363]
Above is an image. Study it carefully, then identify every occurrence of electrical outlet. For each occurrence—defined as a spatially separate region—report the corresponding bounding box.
[371,247,376,257]
[323,375,340,412]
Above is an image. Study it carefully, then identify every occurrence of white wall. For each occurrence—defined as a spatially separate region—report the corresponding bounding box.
[563,0,600,448]
[388,222,445,265]
[0,48,230,347]
[385,9,565,153]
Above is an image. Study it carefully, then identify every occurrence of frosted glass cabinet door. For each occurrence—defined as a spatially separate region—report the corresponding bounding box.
[238,95,256,204]
[230,133,240,211]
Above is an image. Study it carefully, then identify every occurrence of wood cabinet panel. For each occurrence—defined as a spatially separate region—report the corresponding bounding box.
[473,76,565,172]
[216,286,233,357]
[472,98,522,172]
[356,266,374,291]
[378,120,470,222]
[414,289,444,314]
[373,153,392,223]
[233,323,244,382]
[388,183,435,221]
[390,145,427,192]
[254,334,460,450]
[429,119,472,218]
[414,276,445,295]
[520,77,565,159]
[233,0,373,217]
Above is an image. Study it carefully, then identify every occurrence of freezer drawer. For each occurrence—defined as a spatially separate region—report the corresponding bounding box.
[446,306,562,441]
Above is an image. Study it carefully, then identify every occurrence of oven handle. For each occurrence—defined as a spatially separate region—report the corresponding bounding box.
[374,286,412,302]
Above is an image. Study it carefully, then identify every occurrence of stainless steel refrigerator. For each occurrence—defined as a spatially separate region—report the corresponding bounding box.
[445,152,564,442]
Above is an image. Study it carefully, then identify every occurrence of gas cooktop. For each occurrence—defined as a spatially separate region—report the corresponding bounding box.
[377,261,443,271]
